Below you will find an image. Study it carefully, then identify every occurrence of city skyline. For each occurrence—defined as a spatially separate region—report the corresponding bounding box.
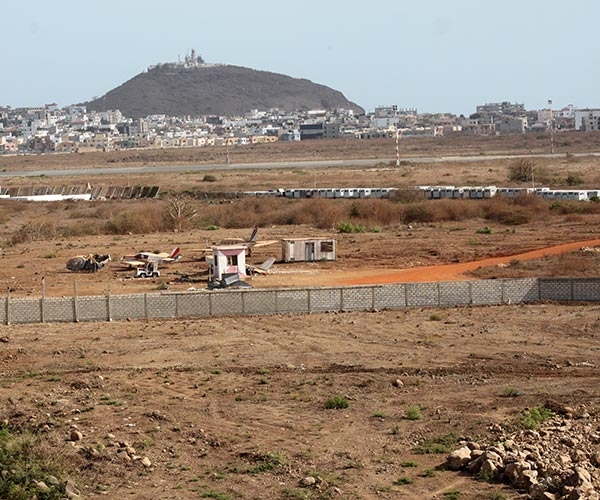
[2,0,599,115]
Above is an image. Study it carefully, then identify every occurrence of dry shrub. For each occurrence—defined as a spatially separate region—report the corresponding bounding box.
[551,200,600,216]
[511,193,548,211]
[399,200,480,224]
[551,252,600,276]
[402,203,436,224]
[427,200,483,221]
[292,198,346,228]
[508,158,536,182]
[390,189,424,203]
[348,199,404,226]
[58,221,105,237]
[103,201,168,234]
[9,220,59,245]
[194,197,290,228]
[481,197,536,225]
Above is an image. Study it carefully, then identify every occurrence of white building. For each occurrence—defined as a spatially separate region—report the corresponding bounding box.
[574,109,600,131]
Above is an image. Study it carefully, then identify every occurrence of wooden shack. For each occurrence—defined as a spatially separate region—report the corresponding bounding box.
[281,238,336,263]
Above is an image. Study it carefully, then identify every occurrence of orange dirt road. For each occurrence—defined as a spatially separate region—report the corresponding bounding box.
[334,238,600,286]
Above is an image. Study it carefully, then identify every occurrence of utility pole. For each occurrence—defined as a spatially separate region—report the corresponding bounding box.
[395,127,400,167]
[548,99,554,154]
[225,127,231,165]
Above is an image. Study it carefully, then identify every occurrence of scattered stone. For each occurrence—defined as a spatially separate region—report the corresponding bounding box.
[445,405,600,499]
[65,478,82,499]
[35,480,50,493]
[300,476,317,487]
[141,456,152,467]
[447,445,472,471]
[69,430,83,442]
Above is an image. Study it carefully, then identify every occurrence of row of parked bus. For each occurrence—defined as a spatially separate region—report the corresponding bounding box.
[245,188,399,199]
[239,185,599,202]
[418,185,600,201]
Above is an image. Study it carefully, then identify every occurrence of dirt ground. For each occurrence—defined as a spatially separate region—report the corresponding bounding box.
[1,135,600,499]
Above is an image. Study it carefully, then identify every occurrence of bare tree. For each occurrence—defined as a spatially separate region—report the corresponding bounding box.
[166,195,197,231]
[508,158,536,182]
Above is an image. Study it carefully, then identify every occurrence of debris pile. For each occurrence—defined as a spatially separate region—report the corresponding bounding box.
[66,254,111,272]
[446,404,600,499]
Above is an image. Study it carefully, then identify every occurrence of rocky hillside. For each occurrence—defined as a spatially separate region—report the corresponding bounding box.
[84,65,364,118]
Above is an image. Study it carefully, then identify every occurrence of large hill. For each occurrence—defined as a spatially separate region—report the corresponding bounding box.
[84,64,364,118]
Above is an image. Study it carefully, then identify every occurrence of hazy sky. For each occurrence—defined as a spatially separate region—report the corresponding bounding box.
[3,0,598,115]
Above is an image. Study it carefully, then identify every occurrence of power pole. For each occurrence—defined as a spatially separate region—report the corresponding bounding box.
[395,127,401,167]
[548,99,554,154]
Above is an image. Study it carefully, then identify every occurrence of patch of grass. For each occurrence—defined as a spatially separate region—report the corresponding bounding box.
[421,468,438,477]
[0,427,69,499]
[202,491,232,500]
[324,395,349,410]
[400,460,418,467]
[442,490,460,500]
[281,488,310,499]
[242,452,286,474]
[428,313,442,321]
[98,394,121,406]
[393,476,413,485]
[413,433,458,454]
[371,411,387,419]
[502,386,521,397]
[404,405,422,420]
[518,406,553,430]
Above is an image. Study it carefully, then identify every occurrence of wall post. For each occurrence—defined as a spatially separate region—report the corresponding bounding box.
[106,288,112,322]
[6,288,10,325]
[73,281,79,322]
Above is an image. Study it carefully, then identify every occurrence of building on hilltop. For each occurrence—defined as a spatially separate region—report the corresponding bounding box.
[148,48,207,71]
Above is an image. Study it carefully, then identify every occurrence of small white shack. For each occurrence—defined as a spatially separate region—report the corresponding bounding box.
[281,238,336,263]
[208,245,247,280]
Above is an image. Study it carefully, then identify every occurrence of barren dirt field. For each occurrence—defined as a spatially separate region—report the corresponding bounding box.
[1,134,600,500]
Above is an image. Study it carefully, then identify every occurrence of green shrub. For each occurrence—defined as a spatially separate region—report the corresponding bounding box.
[337,222,365,233]
[442,490,460,500]
[503,386,521,397]
[518,406,553,430]
[0,427,68,499]
[325,395,350,410]
[413,433,457,454]
[565,173,583,185]
[245,452,286,474]
[404,405,422,420]
[202,492,232,500]
[400,460,418,467]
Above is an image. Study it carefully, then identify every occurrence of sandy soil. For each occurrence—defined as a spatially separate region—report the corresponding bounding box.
[1,136,600,499]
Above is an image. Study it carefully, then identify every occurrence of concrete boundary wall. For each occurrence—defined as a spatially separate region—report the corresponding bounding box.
[0,277,598,325]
